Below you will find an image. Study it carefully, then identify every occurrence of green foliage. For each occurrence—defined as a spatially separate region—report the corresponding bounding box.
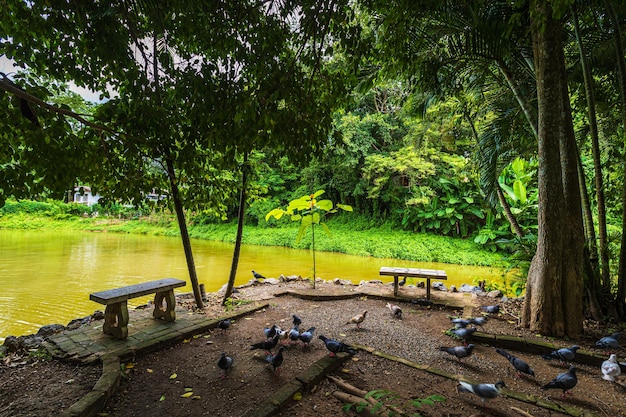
[266,190,353,284]
[341,389,446,417]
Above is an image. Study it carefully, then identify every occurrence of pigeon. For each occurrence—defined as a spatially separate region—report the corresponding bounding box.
[298,326,316,347]
[542,345,579,363]
[496,348,535,377]
[252,270,266,279]
[542,366,577,396]
[451,318,472,329]
[601,354,621,382]
[595,332,621,351]
[480,305,500,314]
[398,276,406,286]
[386,303,402,319]
[319,335,357,357]
[218,319,231,331]
[276,328,290,344]
[452,327,477,345]
[346,310,368,329]
[288,325,300,343]
[250,334,279,352]
[264,324,279,339]
[266,347,285,376]
[439,344,475,360]
[217,352,234,379]
[469,316,487,327]
[292,314,302,327]
[457,380,505,406]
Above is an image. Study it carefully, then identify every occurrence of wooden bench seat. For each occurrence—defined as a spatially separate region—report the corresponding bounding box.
[90,278,186,339]
[379,267,447,299]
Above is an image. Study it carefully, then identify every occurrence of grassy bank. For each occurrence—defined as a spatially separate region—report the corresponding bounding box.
[0,200,505,267]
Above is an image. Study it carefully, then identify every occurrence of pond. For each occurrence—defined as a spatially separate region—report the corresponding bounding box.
[0,229,508,340]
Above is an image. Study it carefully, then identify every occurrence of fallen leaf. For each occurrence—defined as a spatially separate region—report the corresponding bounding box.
[125,363,135,369]
[193,334,201,339]
[65,379,75,384]
[170,373,177,380]
[181,392,194,398]
[293,392,302,401]
[351,357,359,361]
[146,368,153,373]
[339,333,347,337]
[183,338,191,343]
[192,396,202,400]
[184,387,193,392]
[340,368,350,373]
[159,395,166,402]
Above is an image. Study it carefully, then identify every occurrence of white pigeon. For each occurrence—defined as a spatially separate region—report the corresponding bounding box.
[386,302,402,318]
[601,354,622,382]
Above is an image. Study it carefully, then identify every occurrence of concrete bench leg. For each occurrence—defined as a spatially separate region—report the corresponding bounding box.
[153,289,176,322]
[103,301,129,339]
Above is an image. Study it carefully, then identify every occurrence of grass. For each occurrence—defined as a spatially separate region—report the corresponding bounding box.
[0,200,505,268]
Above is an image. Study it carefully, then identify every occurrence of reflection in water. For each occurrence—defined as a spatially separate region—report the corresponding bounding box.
[0,229,507,339]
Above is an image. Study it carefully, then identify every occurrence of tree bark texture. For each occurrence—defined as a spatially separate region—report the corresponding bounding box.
[523,1,583,337]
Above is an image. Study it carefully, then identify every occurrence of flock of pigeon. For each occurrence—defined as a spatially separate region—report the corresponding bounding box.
[216,279,623,409]
[440,305,624,406]
[215,311,360,379]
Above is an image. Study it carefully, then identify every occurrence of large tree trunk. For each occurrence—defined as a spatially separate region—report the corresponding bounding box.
[223,152,248,305]
[605,0,626,318]
[522,1,583,337]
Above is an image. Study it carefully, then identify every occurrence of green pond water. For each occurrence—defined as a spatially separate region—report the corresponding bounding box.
[0,229,508,340]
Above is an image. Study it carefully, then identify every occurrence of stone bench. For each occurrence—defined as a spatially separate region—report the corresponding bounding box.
[379,267,447,299]
[89,278,186,339]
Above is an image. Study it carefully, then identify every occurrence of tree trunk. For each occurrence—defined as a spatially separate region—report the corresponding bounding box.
[573,6,610,290]
[605,0,626,318]
[223,152,248,305]
[496,185,524,239]
[523,1,583,337]
[166,157,204,308]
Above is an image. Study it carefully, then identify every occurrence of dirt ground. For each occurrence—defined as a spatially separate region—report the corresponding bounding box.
[1,280,626,417]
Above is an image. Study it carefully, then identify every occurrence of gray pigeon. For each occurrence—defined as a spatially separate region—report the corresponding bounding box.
[386,302,403,318]
[264,324,279,339]
[496,348,534,377]
[457,380,506,406]
[595,332,621,351]
[218,319,231,331]
[542,366,577,396]
[252,270,266,279]
[451,318,472,329]
[298,326,316,347]
[319,335,357,356]
[292,314,302,327]
[452,327,477,345]
[288,325,300,343]
[439,344,475,360]
[480,305,500,314]
[250,334,279,352]
[542,345,579,363]
[266,347,285,376]
[217,352,234,379]
[469,316,487,327]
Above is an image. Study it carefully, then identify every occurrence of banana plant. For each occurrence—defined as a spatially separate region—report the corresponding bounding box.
[266,190,352,288]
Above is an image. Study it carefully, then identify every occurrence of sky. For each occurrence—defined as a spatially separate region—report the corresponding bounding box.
[1,55,106,103]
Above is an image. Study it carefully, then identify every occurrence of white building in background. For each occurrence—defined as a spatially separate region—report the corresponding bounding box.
[72,186,100,206]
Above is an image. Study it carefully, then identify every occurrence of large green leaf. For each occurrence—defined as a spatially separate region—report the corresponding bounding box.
[316,199,333,211]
